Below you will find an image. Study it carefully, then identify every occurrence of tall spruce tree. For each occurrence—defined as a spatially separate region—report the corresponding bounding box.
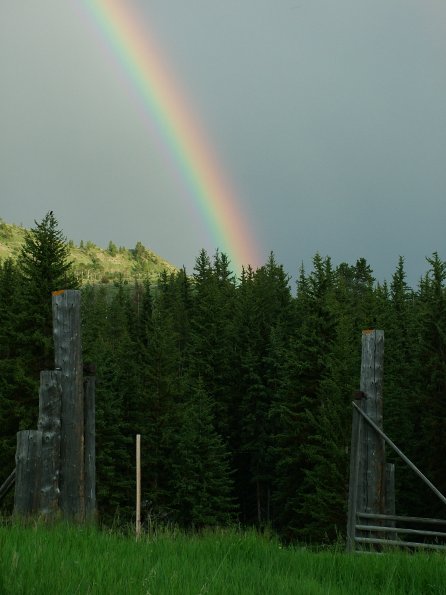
[234,253,293,526]
[416,253,446,517]
[18,211,79,373]
[273,255,338,541]
[380,257,420,515]
[188,250,237,443]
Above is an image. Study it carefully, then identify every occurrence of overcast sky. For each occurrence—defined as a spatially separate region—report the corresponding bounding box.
[1,0,445,286]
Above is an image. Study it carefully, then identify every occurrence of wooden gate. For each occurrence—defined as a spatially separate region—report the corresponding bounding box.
[346,330,446,552]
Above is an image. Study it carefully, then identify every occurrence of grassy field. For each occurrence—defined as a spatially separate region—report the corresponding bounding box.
[1,523,446,594]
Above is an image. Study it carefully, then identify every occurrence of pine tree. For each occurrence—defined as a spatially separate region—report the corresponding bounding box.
[415,253,446,517]
[18,211,79,373]
[380,257,420,515]
[188,250,237,443]
[169,380,236,528]
[234,253,293,526]
[0,259,28,509]
[81,282,135,522]
[273,255,339,541]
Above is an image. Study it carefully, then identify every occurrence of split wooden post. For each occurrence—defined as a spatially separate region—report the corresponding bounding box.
[14,430,43,516]
[136,434,141,539]
[37,370,62,518]
[52,289,85,521]
[84,376,96,521]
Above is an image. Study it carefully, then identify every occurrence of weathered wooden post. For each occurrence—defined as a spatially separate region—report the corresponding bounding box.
[358,329,385,519]
[385,462,396,538]
[37,370,62,518]
[84,375,96,521]
[347,329,385,551]
[14,430,43,516]
[52,289,85,521]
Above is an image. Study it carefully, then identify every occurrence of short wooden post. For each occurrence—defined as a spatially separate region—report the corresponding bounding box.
[84,376,96,521]
[14,430,43,516]
[358,330,386,520]
[385,462,396,538]
[52,289,85,521]
[136,434,141,539]
[37,370,62,518]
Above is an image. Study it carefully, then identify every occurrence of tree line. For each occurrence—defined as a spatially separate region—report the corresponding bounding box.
[1,213,445,543]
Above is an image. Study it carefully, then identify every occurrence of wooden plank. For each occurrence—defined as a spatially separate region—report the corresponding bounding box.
[0,469,16,502]
[37,370,62,518]
[355,524,446,538]
[355,537,446,551]
[52,289,85,521]
[358,330,385,519]
[14,430,43,516]
[84,376,96,521]
[358,512,446,525]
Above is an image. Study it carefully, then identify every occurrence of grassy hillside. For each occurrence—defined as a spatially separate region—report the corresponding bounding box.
[0,218,177,285]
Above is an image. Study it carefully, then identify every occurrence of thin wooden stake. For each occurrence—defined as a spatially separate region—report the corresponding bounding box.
[136,434,141,539]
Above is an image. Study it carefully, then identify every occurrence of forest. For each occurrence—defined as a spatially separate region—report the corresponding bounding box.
[1,212,445,544]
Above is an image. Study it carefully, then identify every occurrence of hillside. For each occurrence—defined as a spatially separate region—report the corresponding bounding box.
[0,218,177,284]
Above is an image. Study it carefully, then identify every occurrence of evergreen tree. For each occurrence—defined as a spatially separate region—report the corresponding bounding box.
[380,257,420,515]
[416,253,446,516]
[18,211,79,373]
[139,296,185,524]
[234,253,293,526]
[0,259,28,509]
[169,379,236,528]
[81,282,135,523]
[188,250,237,443]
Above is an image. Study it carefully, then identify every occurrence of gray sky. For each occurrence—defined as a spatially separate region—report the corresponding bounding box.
[1,0,445,286]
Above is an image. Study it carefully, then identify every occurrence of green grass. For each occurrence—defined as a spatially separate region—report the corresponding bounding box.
[1,523,445,594]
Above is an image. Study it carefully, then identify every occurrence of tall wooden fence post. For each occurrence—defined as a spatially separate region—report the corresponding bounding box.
[52,289,85,521]
[347,329,385,551]
[358,329,386,520]
[37,370,62,519]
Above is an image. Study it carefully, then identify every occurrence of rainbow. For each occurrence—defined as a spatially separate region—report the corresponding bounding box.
[79,0,261,271]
